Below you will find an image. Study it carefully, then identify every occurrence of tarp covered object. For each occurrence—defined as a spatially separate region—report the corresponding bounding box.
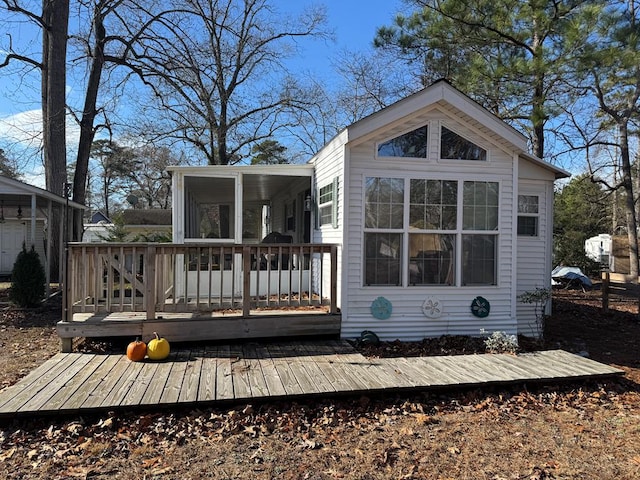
[551,266,593,288]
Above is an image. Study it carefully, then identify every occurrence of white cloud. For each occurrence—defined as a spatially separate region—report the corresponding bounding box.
[0,109,81,151]
[0,109,43,149]
[21,165,46,189]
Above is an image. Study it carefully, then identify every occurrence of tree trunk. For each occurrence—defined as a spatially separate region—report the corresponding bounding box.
[72,3,106,240]
[618,123,639,279]
[42,0,70,281]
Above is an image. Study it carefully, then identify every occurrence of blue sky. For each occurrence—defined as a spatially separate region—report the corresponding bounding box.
[0,0,403,184]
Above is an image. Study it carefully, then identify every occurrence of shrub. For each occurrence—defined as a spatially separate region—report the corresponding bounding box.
[483,330,519,354]
[10,244,46,307]
[518,287,552,340]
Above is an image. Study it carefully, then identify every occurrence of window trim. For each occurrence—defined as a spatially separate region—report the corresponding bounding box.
[317,177,338,228]
[517,194,539,237]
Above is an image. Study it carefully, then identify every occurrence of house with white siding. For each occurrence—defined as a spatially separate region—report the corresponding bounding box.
[167,80,568,341]
[0,175,85,283]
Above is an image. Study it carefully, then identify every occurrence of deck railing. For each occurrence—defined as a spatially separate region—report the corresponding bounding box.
[64,242,338,321]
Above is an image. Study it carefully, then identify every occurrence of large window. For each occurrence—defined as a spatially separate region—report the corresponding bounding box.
[364,177,404,285]
[378,126,428,158]
[364,177,499,287]
[408,179,457,285]
[441,126,486,161]
[517,195,539,236]
[462,181,499,285]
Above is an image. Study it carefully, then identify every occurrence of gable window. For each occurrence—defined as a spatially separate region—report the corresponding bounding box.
[378,126,428,158]
[517,195,539,236]
[318,178,338,227]
[363,177,499,287]
[441,126,487,161]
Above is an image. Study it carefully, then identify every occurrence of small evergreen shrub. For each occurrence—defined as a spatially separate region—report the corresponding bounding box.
[10,244,46,307]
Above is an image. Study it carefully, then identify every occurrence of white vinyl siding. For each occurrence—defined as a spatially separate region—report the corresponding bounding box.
[516,179,553,337]
[341,111,517,341]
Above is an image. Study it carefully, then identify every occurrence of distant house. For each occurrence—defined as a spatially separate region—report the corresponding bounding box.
[0,175,85,280]
[120,209,172,241]
[83,209,172,242]
[168,80,569,340]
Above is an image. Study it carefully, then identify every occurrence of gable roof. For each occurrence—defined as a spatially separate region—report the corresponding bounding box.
[0,175,87,209]
[342,79,568,180]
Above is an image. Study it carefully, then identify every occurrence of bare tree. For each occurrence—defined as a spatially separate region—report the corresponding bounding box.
[122,0,327,165]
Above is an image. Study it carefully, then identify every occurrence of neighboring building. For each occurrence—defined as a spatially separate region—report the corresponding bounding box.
[169,80,569,340]
[83,209,172,243]
[585,233,612,268]
[0,175,85,280]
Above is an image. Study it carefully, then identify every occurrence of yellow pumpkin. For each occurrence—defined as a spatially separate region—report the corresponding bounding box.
[147,332,170,360]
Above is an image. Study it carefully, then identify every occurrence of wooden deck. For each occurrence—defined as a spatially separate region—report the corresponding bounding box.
[57,311,342,352]
[0,341,623,418]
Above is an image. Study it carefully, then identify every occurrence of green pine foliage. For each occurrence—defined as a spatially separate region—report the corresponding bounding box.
[10,244,46,308]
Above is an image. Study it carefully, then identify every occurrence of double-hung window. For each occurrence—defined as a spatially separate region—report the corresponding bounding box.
[517,195,539,236]
[318,179,338,227]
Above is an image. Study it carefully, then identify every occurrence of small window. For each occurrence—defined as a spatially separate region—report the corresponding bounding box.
[284,201,295,231]
[441,126,486,161]
[517,195,539,236]
[378,126,428,158]
[318,179,338,227]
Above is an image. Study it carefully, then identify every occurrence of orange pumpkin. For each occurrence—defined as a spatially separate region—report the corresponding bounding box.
[126,338,147,361]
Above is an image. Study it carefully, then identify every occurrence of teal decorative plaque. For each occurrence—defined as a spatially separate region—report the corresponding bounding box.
[370,296,392,320]
[470,296,490,318]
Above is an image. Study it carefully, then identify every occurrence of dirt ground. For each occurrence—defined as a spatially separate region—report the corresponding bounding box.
[1,287,639,479]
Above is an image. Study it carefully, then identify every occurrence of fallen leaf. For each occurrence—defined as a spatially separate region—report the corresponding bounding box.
[0,447,16,460]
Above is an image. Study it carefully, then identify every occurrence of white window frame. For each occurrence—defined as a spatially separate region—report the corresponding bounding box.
[517,194,539,237]
[362,175,500,287]
[318,177,338,228]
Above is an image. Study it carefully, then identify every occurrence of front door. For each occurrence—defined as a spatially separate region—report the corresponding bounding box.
[0,222,27,274]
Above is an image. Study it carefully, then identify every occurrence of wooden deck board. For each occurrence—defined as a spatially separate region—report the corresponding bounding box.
[19,354,94,411]
[178,347,205,404]
[197,345,218,402]
[265,344,305,396]
[241,344,271,398]
[140,351,179,405]
[215,344,234,401]
[253,344,287,397]
[228,344,253,400]
[0,346,624,418]
[62,355,122,410]
[0,353,79,412]
[159,350,191,404]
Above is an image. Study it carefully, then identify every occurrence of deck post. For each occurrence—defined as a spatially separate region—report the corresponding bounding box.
[146,245,157,320]
[602,270,609,313]
[330,245,338,314]
[243,246,251,317]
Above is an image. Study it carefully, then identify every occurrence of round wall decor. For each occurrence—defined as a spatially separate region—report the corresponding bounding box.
[470,296,490,318]
[422,296,443,319]
[370,296,393,320]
